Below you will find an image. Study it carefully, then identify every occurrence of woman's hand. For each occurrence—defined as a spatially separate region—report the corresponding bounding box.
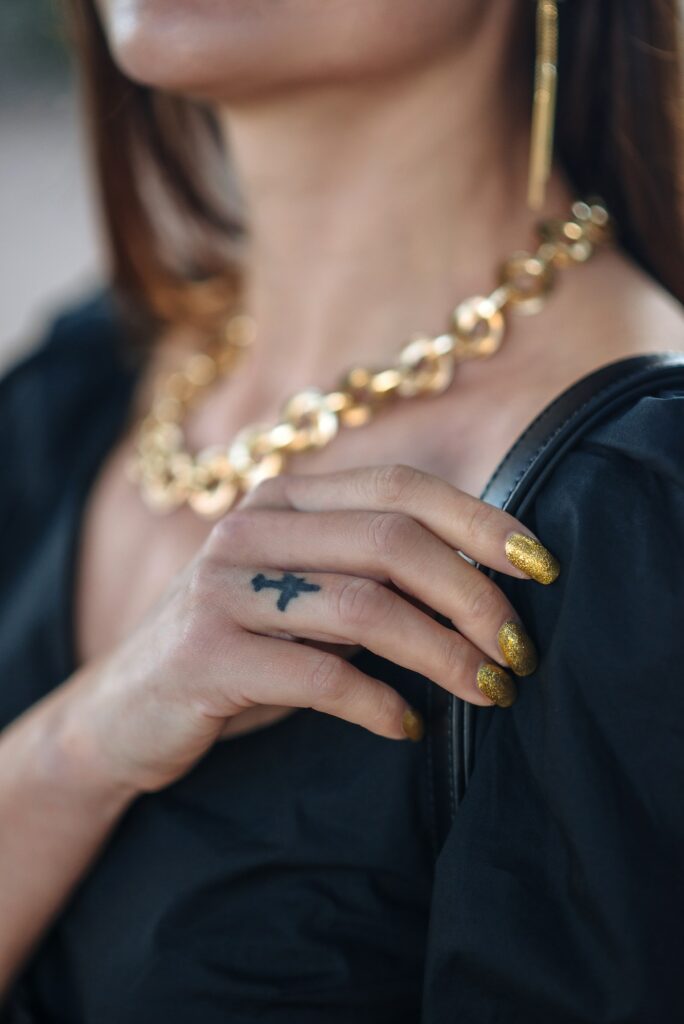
[66,464,559,795]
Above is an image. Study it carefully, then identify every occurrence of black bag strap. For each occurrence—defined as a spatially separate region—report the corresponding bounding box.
[429,351,684,851]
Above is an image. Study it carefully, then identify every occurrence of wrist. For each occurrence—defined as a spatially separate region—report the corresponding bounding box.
[35,666,142,815]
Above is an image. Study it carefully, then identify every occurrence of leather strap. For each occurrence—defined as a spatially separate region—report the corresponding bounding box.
[429,351,684,851]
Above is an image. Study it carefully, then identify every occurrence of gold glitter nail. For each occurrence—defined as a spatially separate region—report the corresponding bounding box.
[505,532,560,585]
[476,663,517,707]
[497,620,538,676]
[401,708,425,742]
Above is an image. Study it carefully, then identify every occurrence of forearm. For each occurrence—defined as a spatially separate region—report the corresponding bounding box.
[0,667,137,997]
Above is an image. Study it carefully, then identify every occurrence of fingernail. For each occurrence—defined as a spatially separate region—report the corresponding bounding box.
[505,532,560,585]
[497,620,538,676]
[476,663,517,707]
[401,708,425,742]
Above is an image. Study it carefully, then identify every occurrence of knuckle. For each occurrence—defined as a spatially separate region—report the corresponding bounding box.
[371,463,423,506]
[185,556,220,607]
[245,474,288,507]
[440,632,469,681]
[367,510,421,560]
[462,499,500,545]
[306,652,348,706]
[206,508,254,554]
[463,576,500,623]
[179,560,233,660]
[368,683,402,734]
[335,576,393,630]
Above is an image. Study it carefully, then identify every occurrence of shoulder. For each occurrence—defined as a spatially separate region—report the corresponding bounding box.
[0,290,137,412]
[0,289,139,439]
[504,376,684,734]
[528,245,684,546]
[428,383,684,1021]
[523,374,684,611]
[0,291,140,522]
[549,375,684,506]
[482,367,684,747]
[519,226,684,538]
[577,247,684,362]
[535,378,684,552]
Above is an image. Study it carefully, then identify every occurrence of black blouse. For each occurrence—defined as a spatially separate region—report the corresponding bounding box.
[1,293,683,1024]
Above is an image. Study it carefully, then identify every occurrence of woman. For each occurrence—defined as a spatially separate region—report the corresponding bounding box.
[1,0,683,1020]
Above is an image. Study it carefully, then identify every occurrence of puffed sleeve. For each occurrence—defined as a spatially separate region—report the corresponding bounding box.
[422,388,684,1024]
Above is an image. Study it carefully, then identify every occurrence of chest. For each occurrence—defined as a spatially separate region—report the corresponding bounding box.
[26,682,433,1021]
[74,382,531,667]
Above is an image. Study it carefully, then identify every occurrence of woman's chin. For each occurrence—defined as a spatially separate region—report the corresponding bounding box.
[97,0,480,103]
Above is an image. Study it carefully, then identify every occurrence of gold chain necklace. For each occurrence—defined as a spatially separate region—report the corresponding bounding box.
[130,198,611,519]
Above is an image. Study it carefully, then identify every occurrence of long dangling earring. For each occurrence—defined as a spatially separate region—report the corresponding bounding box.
[527,0,559,211]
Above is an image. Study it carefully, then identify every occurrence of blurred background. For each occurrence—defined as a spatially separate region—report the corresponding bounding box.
[0,0,101,370]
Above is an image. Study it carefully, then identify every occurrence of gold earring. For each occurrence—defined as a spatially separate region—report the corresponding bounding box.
[527,0,559,211]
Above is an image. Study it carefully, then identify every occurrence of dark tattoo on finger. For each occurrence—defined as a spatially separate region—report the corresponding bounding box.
[251,572,322,611]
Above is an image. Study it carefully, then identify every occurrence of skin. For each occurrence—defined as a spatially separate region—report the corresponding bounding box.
[2,0,684,995]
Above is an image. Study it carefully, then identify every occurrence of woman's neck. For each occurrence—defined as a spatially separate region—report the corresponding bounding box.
[214,8,575,408]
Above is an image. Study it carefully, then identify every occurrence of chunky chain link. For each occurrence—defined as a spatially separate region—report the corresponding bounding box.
[130,199,612,518]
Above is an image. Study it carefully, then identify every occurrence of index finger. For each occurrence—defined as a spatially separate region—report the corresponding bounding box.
[239,464,560,584]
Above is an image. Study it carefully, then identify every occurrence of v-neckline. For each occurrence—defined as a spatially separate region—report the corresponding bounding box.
[57,341,668,684]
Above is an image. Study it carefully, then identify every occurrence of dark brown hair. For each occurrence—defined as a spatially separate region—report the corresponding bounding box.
[66,0,684,332]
